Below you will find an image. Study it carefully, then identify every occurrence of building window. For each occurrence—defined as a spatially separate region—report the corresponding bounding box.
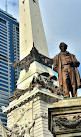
[16,27,19,32]
[0,18,6,25]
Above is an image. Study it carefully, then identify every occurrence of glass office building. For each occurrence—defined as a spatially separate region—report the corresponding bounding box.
[0,9,19,125]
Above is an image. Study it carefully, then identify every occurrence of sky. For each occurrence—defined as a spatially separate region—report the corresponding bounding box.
[0,0,81,96]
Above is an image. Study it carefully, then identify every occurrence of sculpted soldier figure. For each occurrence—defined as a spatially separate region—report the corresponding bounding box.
[53,42,80,97]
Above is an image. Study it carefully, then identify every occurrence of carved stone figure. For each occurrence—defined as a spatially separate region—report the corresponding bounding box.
[23,121,35,137]
[11,106,35,137]
[53,42,80,97]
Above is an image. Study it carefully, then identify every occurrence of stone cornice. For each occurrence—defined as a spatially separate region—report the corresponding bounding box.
[11,44,53,71]
[3,89,63,114]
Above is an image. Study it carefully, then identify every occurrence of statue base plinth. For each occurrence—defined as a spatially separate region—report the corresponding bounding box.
[48,97,81,137]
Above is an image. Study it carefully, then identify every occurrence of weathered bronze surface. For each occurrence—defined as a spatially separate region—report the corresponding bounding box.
[53,42,81,97]
[12,43,53,71]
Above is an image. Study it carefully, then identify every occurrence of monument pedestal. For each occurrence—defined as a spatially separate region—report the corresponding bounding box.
[3,43,60,137]
[4,88,62,137]
[48,97,81,137]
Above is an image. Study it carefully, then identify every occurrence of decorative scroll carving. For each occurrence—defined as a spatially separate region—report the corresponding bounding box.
[9,72,63,102]
[11,43,53,72]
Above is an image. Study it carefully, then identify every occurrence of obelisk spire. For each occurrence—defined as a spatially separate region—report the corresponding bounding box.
[19,0,49,60]
[17,0,54,90]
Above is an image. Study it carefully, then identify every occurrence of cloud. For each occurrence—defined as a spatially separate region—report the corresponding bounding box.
[8,0,19,6]
[0,0,19,21]
[39,0,81,77]
[39,0,81,53]
[0,0,81,77]
[7,0,19,21]
[9,2,17,6]
[0,1,6,11]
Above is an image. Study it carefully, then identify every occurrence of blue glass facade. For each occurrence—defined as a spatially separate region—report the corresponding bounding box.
[0,9,19,125]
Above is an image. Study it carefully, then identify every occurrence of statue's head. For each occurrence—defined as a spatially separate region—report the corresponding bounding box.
[59,42,68,52]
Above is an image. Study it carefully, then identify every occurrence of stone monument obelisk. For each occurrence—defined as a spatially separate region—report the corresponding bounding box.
[19,0,49,60]
[2,0,62,137]
[3,1,81,137]
[17,0,55,90]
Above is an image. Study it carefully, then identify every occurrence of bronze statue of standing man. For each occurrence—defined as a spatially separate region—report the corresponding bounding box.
[53,42,80,97]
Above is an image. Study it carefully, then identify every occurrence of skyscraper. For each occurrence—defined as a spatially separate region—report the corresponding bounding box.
[0,9,19,125]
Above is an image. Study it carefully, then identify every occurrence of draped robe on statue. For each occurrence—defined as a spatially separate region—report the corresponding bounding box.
[53,51,80,97]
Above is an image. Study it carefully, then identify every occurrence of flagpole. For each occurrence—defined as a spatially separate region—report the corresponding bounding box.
[6,0,8,12]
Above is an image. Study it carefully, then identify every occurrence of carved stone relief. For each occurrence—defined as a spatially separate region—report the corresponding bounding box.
[52,114,81,136]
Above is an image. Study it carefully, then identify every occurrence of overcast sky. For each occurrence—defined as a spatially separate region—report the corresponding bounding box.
[0,0,81,95]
